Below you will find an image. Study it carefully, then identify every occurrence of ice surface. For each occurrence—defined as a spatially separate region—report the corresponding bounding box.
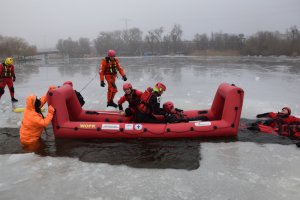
[1,56,300,199]
[0,143,299,200]
[1,56,300,127]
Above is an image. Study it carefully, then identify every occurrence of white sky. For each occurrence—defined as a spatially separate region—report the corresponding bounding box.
[1,0,299,49]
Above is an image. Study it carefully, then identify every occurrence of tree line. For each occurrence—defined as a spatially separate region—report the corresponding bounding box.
[0,35,37,60]
[1,24,299,59]
[57,25,300,57]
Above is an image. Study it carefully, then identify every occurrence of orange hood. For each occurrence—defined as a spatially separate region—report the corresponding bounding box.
[25,94,37,111]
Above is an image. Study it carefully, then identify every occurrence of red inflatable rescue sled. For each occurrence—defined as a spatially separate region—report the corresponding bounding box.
[47,83,244,139]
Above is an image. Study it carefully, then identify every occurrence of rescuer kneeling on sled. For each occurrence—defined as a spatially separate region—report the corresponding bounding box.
[134,82,166,123]
[117,82,142,116]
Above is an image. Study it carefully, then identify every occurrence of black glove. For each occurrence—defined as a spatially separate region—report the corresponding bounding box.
[100,81,105,87]
[165,114,178,123]
[125,108,132,116]
[256,113,270,118]
[175,108,183,112]
[118,104,123,111]
[122,76,127,81]
[196,116,208,121]
[12,76,16,82]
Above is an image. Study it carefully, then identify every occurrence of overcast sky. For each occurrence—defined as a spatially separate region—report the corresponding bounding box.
[1,0,299,49]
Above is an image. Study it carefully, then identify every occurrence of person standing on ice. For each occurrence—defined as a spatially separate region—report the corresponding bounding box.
[117,82,143,116]
[19,87,56,147]
[99,50,127,108]
[0,57,18,102]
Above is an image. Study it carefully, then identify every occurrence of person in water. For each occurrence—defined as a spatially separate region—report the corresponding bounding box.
[19,87,56,148]
[256,107,300,126]
[248,106,300,131]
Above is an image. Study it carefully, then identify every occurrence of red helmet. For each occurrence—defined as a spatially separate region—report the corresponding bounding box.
[107,49,116,57]
[155,82,166,92]
[282,107,291,115]
[63,81,73,87]
[123,83,132,90]
[163,101,174,113]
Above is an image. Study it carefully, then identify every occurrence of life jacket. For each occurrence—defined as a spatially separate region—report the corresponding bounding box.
[104,57,118,75]
[137,87,154,114]
[165,109,185,123]
[259,122,300,138]
[262,112,292,128]
[173,109,185,120]
[279,124,300,137]
[125,89,140,108]
[1,63,13,77]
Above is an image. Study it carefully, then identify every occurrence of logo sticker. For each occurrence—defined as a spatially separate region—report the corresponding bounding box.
[125,124,134,130]
[79,124,96,129]
[156,96,161,103]
[102,124,120,130]
[135,124,143,130]
[194,121,211,127]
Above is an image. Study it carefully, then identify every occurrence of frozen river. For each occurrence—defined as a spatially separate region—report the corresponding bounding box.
[0,56,300,199]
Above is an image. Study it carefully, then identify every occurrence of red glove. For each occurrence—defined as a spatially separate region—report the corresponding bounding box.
[48,105,55,114]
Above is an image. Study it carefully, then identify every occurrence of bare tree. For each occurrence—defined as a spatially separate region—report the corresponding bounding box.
[286,26,300,56]
[0,36,37,58]
[124,27,143,55]
[56,37,91,57]
[78,37,91,56]
[170,24,183,54]
[94,31,124,56]
[144,27,164,55]
[243,31,283,56]
[56,39,65,55]
[193,33,209,50]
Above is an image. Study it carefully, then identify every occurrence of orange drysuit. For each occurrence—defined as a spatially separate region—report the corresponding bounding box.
[99,57,126,103]
[20,94,55,145]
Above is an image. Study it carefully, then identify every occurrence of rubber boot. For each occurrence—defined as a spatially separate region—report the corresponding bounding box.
[11,97,18,102]
[107,101,118,108]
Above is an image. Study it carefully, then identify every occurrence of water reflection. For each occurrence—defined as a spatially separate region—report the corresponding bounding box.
[14,63,40,84]
[54,138,201,170]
